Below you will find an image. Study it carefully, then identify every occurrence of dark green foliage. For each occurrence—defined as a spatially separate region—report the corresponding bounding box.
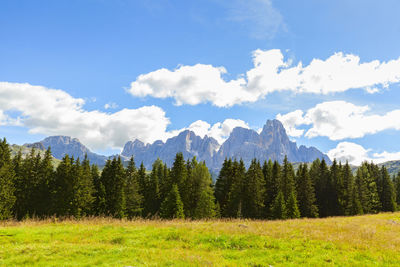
[214,158,233,217]
[1,136,400,221]
[125,157,143,218]
[296,164,318,218]
[380,166,397,212]
[242,159,265,218]
[0,138,16,220]
[160,184,184,219]
[101,157,126,218]
[225,159,246,218]
[271,191,286,220]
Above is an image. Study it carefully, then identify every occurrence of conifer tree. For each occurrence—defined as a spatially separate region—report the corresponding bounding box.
[271,190,286,220]
[395,172,400,207]
[242,159,265,218]
[191,161,216,219]
[380,166,396,212]
[0,138,16,220]
[265,160,281,218]
[36,147,54,217]
[53,155,74,216]
[355,162,380,214]
[286,190,300,219]
[92,164,106,215]
[296,164,318,218]
[125,157,143,218]
[225,159,246,218]
[214,158,233,217]
[145,158,163,216]
[160,184,184,219]
[101,157,127,218]
[313,159,331,217]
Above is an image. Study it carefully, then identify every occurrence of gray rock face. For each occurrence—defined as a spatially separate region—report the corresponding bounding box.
[122,119,331,170]
[215,119,331,168]
[25,136,107,165]
[121,130,220,169]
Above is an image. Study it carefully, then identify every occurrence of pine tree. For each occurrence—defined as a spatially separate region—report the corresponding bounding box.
[265,160,281,218]
[225,159,245,218]
[92,164,106,215]
[313,159,331,217]
[343,162,357,215]
[271,191,286,220]
[101,157,127,218]
[191,161,216,219]
[380,166,396,212]
[160,184,184,219]
[242,159,265,218]
[36,147,54,217]
[355,162,380,214]
[395,172,400,207]
[75,155,95,216]
[296,164,318,218]
[125,157,143,218]
[286,190,300,219]
[53,155,74,216]
[170,153,188,212]
[145,158,163,216]
[214,158,233,217]
[0,138,16,220]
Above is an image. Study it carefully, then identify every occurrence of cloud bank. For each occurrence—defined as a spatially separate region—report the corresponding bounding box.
[328,142,400,166]
[277,101,400,140]
[128,49,400,107]
[0,82,247,150]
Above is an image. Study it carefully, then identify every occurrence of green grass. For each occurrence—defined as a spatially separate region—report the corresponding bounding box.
[1,213,400,266]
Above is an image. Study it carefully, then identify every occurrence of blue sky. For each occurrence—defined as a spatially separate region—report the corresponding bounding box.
[1,0,400,165]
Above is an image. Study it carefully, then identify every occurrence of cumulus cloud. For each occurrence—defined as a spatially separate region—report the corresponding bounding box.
[0,82,250,150]
[0,82,170,149]
[128,49,400,107]
[277,101,400,140]
[328,142,400,166]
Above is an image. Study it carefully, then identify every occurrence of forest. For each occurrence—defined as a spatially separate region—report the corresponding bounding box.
[0,138,399,220]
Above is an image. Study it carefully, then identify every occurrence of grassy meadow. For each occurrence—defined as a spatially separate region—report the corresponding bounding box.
[1,212,400,266]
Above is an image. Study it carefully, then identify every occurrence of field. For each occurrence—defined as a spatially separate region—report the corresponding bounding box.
[1,213,400,266]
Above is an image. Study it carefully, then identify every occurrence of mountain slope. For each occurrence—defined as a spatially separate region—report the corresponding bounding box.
[25,136,107,165]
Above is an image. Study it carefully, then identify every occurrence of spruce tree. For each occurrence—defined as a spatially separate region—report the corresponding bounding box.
[92,164,106,215]
[271,191,286,220]
[296,164,318,218]
[36,147,54,217]
[160,184,184,219]
[0,138,16,220]
[380,166,396,212]
[286,190,300,219]
[125,157,143,218]
[214,158,233,217]
[395,172,400,207]
[191,161,216,219]
[225,159,246,218]
[242,159,265,218]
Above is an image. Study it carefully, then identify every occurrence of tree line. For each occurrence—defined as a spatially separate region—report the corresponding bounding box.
[0,138,399,220]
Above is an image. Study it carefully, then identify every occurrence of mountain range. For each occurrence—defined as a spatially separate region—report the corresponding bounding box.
[19,119,330,172]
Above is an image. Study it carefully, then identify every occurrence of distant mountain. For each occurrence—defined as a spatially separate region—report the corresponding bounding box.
[25,136,107,165]
[121,130,220,169]
[122,119,331,171]
[10,144,61,165]
[214,119,331,169]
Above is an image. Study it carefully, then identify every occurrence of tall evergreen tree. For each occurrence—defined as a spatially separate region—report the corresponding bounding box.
[242,159,265,218]
[125,157,143,218]
[225,159,246,218]
[92,164,106,215]
[0,138,16,220]
[271,190,286,220]
[160,184,184,219]
[380,166,397,212]
[214,158,233,217]
[295,164,318,218]
[36,147,54,217]
[395,172,400,207]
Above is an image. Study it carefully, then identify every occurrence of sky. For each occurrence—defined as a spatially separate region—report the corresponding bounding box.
[1,0,400,165]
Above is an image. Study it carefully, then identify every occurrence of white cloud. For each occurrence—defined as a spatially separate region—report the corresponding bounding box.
[328,142,400,166]
[0,82,170,149]
[0,82,250,150]
[276,110,306,137]
[104,102,118,109]
[277,101,400,140]
[128,49,400,107]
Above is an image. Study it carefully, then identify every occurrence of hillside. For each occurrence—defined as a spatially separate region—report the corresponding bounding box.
[9,144,60,166]
[1,212,400,266]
